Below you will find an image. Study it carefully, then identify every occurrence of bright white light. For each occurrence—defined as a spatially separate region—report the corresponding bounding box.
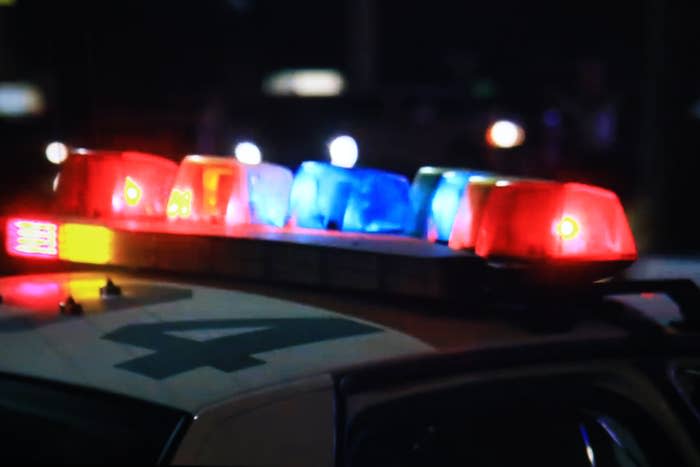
[52,173,60,192]
[0,82,45,117]
[45,141,69,165]
[486,120,525,148]
[263,69,346,97]
[328,135,358,168]
[495,180,511,187]
[234,141,262,165]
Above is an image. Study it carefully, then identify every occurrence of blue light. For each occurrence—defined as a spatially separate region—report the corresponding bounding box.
[408,167,456,237]
[428,169,491,242]
[246,162,293,227]
[289,161,413,233]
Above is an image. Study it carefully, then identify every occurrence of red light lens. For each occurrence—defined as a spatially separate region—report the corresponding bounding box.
[55,150,177,218]
[6,218,59,259]
[167,156,250,224]
[474,181,637,261]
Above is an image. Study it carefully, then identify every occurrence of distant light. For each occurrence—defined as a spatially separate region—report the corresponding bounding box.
[52,173,60,192]
[234,141,262,165]
[0,82,44,117]
[328,135,358,168]
[543,109,562,128]
[263,69,346,97]
[495,180,511,187]
[45,142,69,165]
[486,120,525,149]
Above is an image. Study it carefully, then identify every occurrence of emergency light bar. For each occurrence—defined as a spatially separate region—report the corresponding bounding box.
[289,161,413,233]
[4,146,642,292]
[54,150,178,219]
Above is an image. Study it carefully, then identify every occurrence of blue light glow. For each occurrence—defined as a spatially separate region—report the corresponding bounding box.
[408,167,455,237]
[246,162,293,227]
[428,169,491,242]
[289,161,413,233]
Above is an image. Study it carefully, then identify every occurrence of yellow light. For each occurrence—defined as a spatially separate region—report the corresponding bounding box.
[556,215,580,240]
[202,167,233,215]
[167,188,193,219]
[58,224,114,264]
[67,278,105,301]
[123,176,143,207]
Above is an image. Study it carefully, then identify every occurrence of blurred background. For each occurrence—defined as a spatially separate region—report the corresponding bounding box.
[0,0,697,253]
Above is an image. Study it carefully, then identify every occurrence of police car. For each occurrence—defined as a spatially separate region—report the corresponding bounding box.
[1,147,699,465]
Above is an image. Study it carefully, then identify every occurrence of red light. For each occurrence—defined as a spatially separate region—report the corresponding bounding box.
[6,218,58,259]
[55,150,178,219]
[167,155,250,224]
[474,182,637,262]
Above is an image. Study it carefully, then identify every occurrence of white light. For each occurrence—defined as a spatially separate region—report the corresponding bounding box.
[495,180,511,187]
[263,69,346,97]
[234,141,262,165]
[45,141,69,165]
[52,173,60,192]
[486,120,525,149]
[468,175,489,183]
[328,135,358,168]
[0,82,45,117]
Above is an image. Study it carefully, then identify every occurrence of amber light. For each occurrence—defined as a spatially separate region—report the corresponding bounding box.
[58,223,114,265]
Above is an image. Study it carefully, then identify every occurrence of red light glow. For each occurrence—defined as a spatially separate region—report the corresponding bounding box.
[167,155,250,224]
[55,150,177,219]
[6,218,58,259]
[474,181,637,262]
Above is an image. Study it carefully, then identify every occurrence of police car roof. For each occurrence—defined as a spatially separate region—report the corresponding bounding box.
[0,269,686,414]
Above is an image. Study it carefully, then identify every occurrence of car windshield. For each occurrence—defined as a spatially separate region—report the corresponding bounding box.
[0,1,697,257]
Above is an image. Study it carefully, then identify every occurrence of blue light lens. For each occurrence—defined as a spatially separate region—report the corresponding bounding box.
[428,170,491,242]
[246,162,294,227]
[408,167,456,237]
[289,161,413,233]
